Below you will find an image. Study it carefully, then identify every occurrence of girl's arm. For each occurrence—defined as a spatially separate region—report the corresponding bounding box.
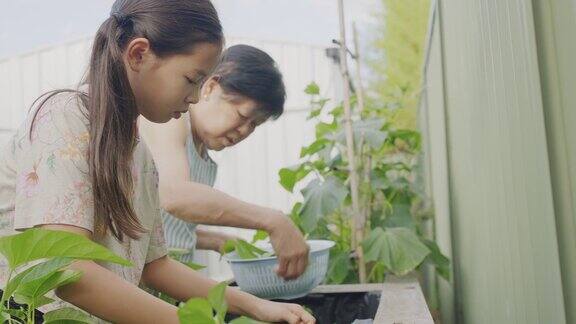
[142,255,315,324]
[138,116,309,280]
[43,224,180,324]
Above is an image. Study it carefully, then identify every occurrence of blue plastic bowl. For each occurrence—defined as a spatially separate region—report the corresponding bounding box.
[224,240,335,300]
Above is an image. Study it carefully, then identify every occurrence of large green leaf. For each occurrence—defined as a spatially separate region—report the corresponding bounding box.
[1,308,24,322]
[299,177,348,232]
[4,257,73,301]
[383,203,416,230]
[168,249,206,270]
[13,294,55,309]
[16,269,81,306]
[423,239,451,281]
[208,282,228,323]
[183,262,206,271]
[279,164,311,193]
[43,307,94,324]
[327,251,351,284]
[289,202,305,233]
[220,240,237,256]
[304,82,320,95]
[332,118,388,149]
[367,261,386,283]
[315,120,338,139]
[168,248,190,258]
[0,229,132,269]
[370,170,391,191]
[222,239,270,260]
[178,298,215,324]
[235,240,268,260]
[362,228,430,276]
[251,230,268,243]
[300,139,331,158]
[389,129,422,152]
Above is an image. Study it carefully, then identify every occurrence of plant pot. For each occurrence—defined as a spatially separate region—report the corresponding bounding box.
[228,279,433,324]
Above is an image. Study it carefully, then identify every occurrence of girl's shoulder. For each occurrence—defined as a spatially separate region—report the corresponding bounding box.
[10,90,90,161]
[25,90,89,137]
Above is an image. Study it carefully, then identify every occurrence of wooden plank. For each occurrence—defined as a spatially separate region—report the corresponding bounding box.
[311,283,386,294]
[375,281,433,324]
[310,280,433,323]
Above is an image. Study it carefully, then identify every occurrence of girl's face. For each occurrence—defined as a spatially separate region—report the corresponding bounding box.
[189,78,269,151]
[124,38,222,123]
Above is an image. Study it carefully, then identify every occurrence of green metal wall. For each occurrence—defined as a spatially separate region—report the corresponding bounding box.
[421,0,574,323]
[532,0,576,323]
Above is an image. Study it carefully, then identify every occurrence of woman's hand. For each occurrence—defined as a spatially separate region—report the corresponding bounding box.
[250,300,315,324]
[266,212,310,280]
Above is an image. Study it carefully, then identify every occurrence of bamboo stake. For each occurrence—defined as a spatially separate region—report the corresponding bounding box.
[352,22,366,113]
[337,0,366,283]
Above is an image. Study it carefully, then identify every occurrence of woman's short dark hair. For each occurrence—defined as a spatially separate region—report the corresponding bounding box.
[214,45,286,119]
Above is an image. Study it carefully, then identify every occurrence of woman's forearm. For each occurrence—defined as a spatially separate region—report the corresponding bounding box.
[160,180,283,233]
[56,260,179,324]
[161,181,310,280]
[195,229,237,252]
[142,256,259,316]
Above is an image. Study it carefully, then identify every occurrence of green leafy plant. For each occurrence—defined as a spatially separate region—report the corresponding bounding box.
[0,228,132,324]
[367,0,431,130]
[178,282,259,324]
[279,83,449,284]
[220,239,274,260]
[0,230,263,324]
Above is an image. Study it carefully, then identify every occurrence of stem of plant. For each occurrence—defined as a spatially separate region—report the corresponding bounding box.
[337,0,366,283]
[26,304,33,324]
[0,269,13,316]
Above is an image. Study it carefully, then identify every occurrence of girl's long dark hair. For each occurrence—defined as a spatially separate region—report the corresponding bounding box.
[30,0,223,241]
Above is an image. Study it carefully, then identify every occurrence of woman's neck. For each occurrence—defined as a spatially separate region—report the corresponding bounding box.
[188,111,208,158]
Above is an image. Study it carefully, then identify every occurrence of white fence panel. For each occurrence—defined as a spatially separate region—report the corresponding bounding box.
[0,36,341,280]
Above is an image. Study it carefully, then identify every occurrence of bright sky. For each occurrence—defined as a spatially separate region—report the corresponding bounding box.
[0,0,380,59]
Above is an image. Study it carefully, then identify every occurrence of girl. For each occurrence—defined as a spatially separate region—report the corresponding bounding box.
[139,44,310,281]
[0,0,314,323]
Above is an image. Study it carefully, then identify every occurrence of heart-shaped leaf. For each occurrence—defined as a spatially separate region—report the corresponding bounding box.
[43,307,94,324]
[299,177,348,232]
[362,227,429,276]
[4,257,73,300]
[16,269,81,306]
[331,118,387,149]
[0,229,131,270]
[208,282,228,323]
[178,298,215,324]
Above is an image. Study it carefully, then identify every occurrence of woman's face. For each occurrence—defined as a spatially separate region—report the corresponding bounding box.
[189,78,269,151]
[125,39,222,123]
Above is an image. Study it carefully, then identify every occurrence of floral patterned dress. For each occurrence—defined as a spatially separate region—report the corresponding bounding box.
[0,91,167,323]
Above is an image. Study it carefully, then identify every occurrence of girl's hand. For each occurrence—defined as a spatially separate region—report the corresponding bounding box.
[251,300,315,324]
[267,212,310,280]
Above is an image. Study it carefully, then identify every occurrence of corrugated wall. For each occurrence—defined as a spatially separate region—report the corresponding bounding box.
[0,36,341,280]
[421,0,570,323]
[532,0,576,322]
